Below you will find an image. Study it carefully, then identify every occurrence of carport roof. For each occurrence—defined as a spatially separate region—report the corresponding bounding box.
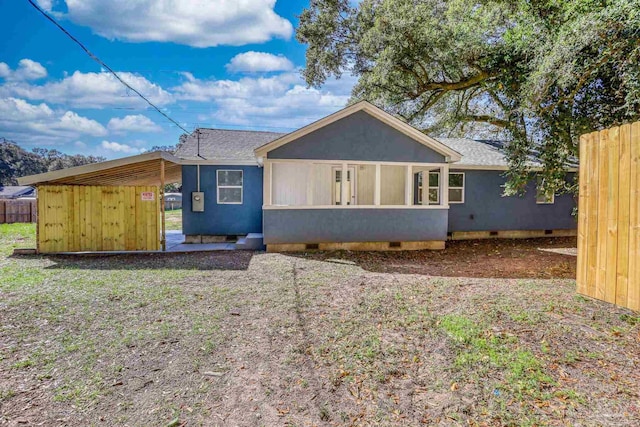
[17,151,182,187]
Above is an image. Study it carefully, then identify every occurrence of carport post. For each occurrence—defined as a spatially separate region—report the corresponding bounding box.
[160,159,166,251]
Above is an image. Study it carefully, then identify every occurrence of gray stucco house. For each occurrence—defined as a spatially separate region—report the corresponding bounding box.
[175,101,576,251]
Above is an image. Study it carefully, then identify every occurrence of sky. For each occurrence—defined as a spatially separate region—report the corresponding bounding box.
[0,0,356,159]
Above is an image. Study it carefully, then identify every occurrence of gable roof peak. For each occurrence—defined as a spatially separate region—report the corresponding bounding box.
[254,100,462,161]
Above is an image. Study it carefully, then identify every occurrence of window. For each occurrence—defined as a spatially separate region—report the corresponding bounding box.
[427,171,440,204]
[448,172,465,203]
[217,170,243,204]
[536,175,555,204]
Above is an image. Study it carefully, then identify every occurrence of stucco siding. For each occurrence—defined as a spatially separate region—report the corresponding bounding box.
[263,208,448,244]
[267,111,446,163]
[181,165,263,235]
[447,170,577,232]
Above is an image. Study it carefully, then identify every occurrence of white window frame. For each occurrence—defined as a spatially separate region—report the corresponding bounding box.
[428,171,440,205]
[217,170,243,205]
[535,175,555,205]
[448,172,465,204]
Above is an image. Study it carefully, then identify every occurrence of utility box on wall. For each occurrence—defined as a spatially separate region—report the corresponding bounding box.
[192,192,204,212]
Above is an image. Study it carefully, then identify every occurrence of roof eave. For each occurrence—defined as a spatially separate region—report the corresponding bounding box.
[17,151,182,186]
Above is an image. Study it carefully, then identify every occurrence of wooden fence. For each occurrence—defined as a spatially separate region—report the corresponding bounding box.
[577,122,640,311]
[0,199,37,224]
[37,185,160,253]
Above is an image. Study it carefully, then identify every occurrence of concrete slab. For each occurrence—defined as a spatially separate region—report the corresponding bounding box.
[168,242,236,252]
[165,230,237,252]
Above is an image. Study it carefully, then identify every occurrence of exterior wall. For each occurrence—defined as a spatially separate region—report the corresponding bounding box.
[447,170,577,232]
[263,208,448,244]
[37,185,160,253]
[267,111,446,163]
[181,165,263,236]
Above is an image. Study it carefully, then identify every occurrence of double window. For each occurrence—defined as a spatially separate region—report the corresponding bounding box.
[425,172,465,204]
[217,170,243,204]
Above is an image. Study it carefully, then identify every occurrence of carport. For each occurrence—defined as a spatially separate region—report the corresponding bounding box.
[18,151,182,253]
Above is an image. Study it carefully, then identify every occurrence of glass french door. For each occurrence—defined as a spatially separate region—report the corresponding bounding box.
[332,167,356,205]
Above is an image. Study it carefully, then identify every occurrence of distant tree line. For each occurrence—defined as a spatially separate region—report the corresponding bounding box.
[0,138,106,186]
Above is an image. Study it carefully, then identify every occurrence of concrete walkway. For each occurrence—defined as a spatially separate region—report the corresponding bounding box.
[165,230,236,252]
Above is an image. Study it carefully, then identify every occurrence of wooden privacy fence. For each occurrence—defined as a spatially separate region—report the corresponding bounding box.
[0,199,37,223]
[577,121,640,311]
[37,185,160,253]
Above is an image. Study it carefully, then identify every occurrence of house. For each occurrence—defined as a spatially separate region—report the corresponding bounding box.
[0,185,36,199]
[164,192,182,210]
[176,101,576,251]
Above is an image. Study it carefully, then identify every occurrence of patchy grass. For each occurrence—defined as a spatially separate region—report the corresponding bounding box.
[0,223,638,426]
[0,222,35,255]
[164,208,182,231]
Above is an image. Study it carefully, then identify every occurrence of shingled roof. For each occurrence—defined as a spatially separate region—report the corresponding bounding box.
[435,138,537,167]
[174,128,285,162]
[174,128,575,169]
[0,185,35,199]
[438,138,578,168]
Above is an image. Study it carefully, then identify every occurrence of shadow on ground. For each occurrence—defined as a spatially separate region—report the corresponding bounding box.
[30,251,256,271]
[287,237,578,279]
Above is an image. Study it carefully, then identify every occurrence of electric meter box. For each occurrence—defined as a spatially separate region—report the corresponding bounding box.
[191,192,205,212]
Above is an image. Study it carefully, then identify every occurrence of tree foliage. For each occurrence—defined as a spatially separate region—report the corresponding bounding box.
[0,139,106,185]
[298,0,640,194]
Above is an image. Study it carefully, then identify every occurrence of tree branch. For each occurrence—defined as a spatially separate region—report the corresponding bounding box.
[419,71,494,93]
[459,114,510,128]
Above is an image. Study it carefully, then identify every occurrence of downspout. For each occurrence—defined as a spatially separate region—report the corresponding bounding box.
[196,128,204,192]
[197,163,200,192]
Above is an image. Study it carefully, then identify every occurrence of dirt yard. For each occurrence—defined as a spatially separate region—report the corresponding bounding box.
[302,237,578,279]
[1,225,638,426]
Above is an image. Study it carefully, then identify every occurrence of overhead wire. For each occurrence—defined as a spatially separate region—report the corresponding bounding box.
[25,0,190,134]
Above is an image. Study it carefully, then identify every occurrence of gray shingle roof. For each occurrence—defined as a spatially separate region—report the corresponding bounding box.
[174,128,285,161]
[0,186,35,199]
[435,138,527,167]
[174,128,573,169]
[438,138,577,168]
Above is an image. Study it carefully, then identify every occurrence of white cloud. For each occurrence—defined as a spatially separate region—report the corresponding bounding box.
[101,140,145,154]
[60,0,293,47]
[172,72,355,129]
[74,141,87,149]
[107,114,162,133]
[36,0,53,11]
[0,59,48,81]
[226,51,294,73]
[0,70,172,109]
[0,63,10,78]
[16,59,48,80]
[173,72,300,102]
[0,97,53,121]
[0,97,107,145]
[56,111,107,136]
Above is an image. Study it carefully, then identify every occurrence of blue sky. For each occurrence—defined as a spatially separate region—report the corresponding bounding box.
[0,0,356,158]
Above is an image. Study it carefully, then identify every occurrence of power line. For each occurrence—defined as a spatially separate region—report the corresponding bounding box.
[25,0,190,134]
